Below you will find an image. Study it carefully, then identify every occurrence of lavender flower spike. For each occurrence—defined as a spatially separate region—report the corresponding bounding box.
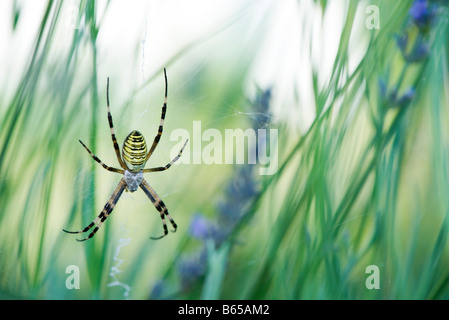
[409,0,437,30]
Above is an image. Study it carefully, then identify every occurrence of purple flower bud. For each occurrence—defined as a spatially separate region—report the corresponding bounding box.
[149,280,165,299]
[409,0,437,30]
[396,31,430,62]
[189,213,214,240]
[407,41,430,62]
[395,33,409,53]
[177,249,207,290]
[397,88,415,106]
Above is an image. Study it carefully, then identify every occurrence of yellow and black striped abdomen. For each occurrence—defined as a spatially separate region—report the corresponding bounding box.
[122,130,148,171]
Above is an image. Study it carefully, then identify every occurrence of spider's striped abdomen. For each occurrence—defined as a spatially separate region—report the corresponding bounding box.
[122,130,147,171]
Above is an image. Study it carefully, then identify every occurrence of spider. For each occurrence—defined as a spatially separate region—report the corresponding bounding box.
[63,68,188,242]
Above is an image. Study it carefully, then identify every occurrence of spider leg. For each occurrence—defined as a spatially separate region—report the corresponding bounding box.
[79,140,124,174]
[143,139,188,173]
[106,77,127,170]
[145,68,168,162]
[63,178,126,241]
[140,178,177,240]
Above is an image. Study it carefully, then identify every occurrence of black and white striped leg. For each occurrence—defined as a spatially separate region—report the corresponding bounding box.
[106,77,127,170]
[79,140,124,174]
[146,68,168,161]
[143,139,188,173]
[63,179,126,241]
[140,178,177,240]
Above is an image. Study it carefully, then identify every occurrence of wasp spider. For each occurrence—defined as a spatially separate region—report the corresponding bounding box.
[64,68,187,241]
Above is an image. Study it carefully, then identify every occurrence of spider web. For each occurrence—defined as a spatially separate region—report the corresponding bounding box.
[107,234,132,299]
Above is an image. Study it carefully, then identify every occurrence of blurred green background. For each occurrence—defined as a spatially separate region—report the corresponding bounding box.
[0,0,449,299]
